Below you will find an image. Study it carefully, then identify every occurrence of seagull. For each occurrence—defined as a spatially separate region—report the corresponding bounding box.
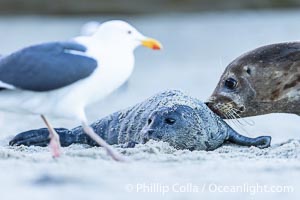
[0,20,162,161]
[80,21,100,36]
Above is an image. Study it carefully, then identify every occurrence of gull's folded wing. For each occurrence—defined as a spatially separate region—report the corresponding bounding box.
[0,41,97,91]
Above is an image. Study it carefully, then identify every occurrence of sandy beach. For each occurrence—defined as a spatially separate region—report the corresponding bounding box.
[0,11,299,200]
[0,139,299,200]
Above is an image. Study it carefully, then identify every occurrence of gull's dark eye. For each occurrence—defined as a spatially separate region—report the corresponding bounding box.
[165,118,176,125]
[224,78,238,89]
[127,30,132,34]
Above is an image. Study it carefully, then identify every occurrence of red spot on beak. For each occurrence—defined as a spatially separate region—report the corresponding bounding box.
[152,44,161,50]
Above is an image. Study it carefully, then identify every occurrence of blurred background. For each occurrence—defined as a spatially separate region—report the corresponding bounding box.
[0,0,300,143]
[1,0,300,14]
[0,1,300,200]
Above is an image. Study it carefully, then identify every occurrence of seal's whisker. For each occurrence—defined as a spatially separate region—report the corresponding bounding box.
[227,109,252,136]
[230,107,255,126]
[226,110,244,127]
[224,110,244,130]
[228,109,248,126]
[223,111,248,136]
[223,112,233,120]
[221,104,232,115]
[222,112,237,127]
[215,103,253,132]
[228,109,251,128]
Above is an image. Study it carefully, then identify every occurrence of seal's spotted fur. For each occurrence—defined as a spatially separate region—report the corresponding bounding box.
[208,42,300,118]
[10,90,271,151]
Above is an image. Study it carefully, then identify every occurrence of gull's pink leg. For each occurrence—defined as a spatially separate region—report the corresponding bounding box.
[81,121,126,162]
[41,115,61,158]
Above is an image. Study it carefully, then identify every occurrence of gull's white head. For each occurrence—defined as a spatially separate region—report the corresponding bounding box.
[91,20,162,51]
[80,21,100,36]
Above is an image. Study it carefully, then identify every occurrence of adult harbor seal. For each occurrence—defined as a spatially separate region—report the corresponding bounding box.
[9,90,271,151]
[206,42,300,119]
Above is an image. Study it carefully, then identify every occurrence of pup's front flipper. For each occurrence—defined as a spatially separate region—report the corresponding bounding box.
[121,141,138,148]
[9,128,74,147]
[227,127,271,149]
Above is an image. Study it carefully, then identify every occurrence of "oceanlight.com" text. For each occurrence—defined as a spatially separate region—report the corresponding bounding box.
[125,182,294,195]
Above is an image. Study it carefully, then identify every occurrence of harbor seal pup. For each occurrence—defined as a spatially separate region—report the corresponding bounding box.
[10,90,271,151]
[206,42,300,118]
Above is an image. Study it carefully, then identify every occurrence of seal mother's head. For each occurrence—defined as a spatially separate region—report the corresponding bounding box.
[206,42,300,119]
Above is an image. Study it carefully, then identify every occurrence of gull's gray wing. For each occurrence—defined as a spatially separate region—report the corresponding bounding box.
[0,41,97,91]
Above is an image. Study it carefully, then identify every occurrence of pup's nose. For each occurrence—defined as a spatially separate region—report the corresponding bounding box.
[141,129,154,143]
[147,130,163,140]
[144,129,163,140]
[147,129,154,136]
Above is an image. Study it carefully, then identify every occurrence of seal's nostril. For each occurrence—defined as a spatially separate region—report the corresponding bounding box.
[147,130,154,136]
[189,147,195,151]
[239,106,245,112]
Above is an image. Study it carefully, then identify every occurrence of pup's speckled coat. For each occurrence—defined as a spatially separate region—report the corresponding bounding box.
[10,90,271,151]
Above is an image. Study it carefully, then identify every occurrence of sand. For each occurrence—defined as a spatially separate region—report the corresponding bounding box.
[0,11,300,200]
[0,139,299,200]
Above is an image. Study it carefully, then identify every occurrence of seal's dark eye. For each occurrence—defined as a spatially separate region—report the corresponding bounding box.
[165,118,176,125]
[147,119,152,125]
[127,30,132,34]
[246,68,251,75]
[224,78,238,89]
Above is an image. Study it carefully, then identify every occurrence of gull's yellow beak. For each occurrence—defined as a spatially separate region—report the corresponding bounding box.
[141,38,163,50]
